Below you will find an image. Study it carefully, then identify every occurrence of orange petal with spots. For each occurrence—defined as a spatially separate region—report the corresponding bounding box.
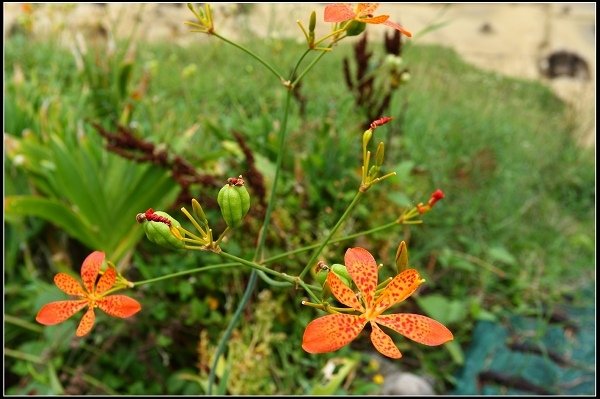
[374,269,423,313]
[36,300,87,325]
[327,272,363,312]
[359,15,389,24]
[370,321,402,359]
[376,313,454,346]
[383,20,412,37]
[98,295,142,318]
[356,3,380,16]
[324,3,356,22]
[76,308,96,337]
[54,273,85,297]
[80,251,104,294]
[302,314,366,354]
[95,267,116,295]
[345,247,378,309]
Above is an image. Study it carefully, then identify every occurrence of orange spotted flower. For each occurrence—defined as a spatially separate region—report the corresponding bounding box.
[36,251,141,337]
[303,247,452,359]
[324,3,412,37]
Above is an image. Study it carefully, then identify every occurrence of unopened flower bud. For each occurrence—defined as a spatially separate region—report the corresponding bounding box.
[191,198,208,226]
[363,129,373,149]
[137,209,185,249]
[370,116,393,130]
[428,189,445,207]
[375,142,385,167]
[217,175,251,227]
[395,240,409,273]
[309,11,316,33]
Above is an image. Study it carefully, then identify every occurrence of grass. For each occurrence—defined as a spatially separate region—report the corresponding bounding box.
[4,27,594,395]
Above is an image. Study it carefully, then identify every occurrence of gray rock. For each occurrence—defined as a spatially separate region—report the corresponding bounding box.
[382,371,436,395]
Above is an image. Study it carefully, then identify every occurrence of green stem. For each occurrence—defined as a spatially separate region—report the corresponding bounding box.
[290,48,312,82]
[130,220,399,289]
[299,190,364,279]
[207,271,257,395]
[208,88,294,395]
[253,92,293,260]
[313,28,347,47]
[215,226,232,246]
[133,263,238,287]
[256,270,291,287]
[213,32,284,82]
[297,279,320,303]
[265,220,399,264]
[292,50,329,87]
[218,252,295,283]
[4,314,44,333]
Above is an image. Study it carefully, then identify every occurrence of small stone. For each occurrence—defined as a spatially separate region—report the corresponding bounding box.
[382,371,436,395]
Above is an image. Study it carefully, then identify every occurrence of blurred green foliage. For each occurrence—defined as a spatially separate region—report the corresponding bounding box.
[4,10,594,395]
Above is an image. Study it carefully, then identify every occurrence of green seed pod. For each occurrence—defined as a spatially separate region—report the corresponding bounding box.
[137,209,185,250]
[345,20,366,36]
[315,264,329,287]
[217,175,251,227]
[331,264,353,287]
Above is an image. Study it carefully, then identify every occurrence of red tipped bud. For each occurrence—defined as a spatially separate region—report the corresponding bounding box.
[428,189,445,207]
[370,116,393,130]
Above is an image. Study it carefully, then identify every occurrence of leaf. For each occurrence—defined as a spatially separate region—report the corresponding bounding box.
[5,195,98,249]
[487,246,517,266]
[438,248,476,272]
[415,294,468,325]
[445,340,464,365]
[47,362,64,394]
[118,62,133,99]
[388,192,412,208]
[310,357,357,395]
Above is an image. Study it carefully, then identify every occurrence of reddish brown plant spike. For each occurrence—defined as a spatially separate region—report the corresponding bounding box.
[227,175,245,187]
[136,213,147,224]
[370,116,393,130]
[144,208,171,226]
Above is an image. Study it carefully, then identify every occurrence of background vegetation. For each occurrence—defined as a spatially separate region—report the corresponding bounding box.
[4,8,594,394]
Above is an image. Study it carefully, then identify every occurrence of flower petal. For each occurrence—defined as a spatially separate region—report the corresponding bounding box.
[98,295,142,318]
[95,267,116,295]
[302,314,366,354]
[324,3,356,22]
[382,20,412,37]
[80,251,105,294]
[76,308,96,337]
[374,269,423,313]
[54,273,85,297]
[359,15,389,24]
[327,272,363,312]
[356,3,380,16]
[345,247,378,310]
[370,321,402,359]
[376,313,454,346]
[36,300,87,325]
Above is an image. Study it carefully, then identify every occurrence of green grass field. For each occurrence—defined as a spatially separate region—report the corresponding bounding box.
[4,23,594,395]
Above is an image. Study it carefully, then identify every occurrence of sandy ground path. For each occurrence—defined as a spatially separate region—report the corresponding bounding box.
[4,3,595,146]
